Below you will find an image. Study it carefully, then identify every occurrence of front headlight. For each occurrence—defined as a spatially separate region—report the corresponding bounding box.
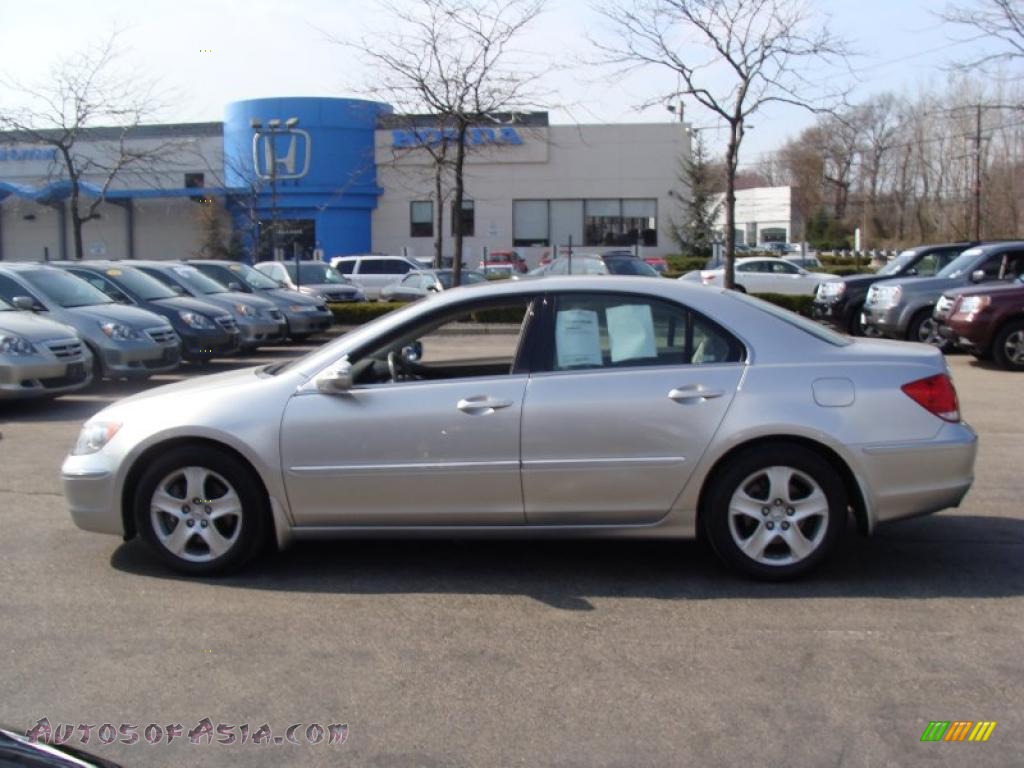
[870,285,902,308]
[72,421,122,456]
[233,303,256,317]
[178,310,215,329]
[956,295,991,320]
[817,281,846,300]
[0,333,36,356]
[99,321,142,341]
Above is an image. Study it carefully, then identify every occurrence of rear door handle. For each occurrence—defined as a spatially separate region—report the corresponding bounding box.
[668,386,724,403]
[457,396,514,414]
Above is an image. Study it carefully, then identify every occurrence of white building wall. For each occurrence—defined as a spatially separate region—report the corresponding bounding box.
[372,123,690,265]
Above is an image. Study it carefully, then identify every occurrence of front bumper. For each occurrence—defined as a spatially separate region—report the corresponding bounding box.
[237,317,287,348]
[283,309,334,336]
[854,421,978,529]
[62,451,122,537]
[811,298,850,329]
[179,327,241,359]
[860,304,904,338]
[941,317,993,354]
[98,338,181,378]
[0,351,93,400]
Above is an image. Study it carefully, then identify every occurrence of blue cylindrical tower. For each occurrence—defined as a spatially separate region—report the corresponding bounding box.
[223,97,392,261]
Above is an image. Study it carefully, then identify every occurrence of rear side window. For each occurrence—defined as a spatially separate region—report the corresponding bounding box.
[359,260,386,275]
[547,293,744,372]
[729,292,852,346]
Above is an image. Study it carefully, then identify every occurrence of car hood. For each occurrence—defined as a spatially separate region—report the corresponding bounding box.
[0,311,79,342]
[841,273,892,288]
[874,275,956,294]
[150,296,233,317]
[297,282,361,295]
[258,288,322,306]
[115,366,267,408]
[63,303,171,330]
[940,281,1024,301]
[194,292,277,311]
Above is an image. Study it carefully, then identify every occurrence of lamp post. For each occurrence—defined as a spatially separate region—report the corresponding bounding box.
[250,116,299,280]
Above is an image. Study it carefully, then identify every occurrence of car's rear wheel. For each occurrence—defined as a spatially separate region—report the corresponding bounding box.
[907,308,950,350]
[703,444,847,580]
[134,444,269,575]
[992,319,1024,371]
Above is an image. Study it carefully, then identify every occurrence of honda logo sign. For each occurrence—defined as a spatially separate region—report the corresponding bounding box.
[252,129,312,180]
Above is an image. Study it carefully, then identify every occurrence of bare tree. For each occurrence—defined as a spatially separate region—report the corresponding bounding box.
[0,33,172,260]
[940,0,1024,71]
[595,0,848,287]
[338,0,546,285]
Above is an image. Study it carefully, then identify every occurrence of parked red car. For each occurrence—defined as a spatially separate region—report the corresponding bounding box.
[936,277,1024,370]
[643,256,668,273]
[479,250,528,274]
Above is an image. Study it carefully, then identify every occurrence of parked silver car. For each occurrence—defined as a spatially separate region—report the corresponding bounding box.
[188,260,334,341]
[0,297,94,399]
[380,269,488,302]
[0,264,180,380]
[254,260,365,304]
[132,262,287,351]
[62,277,976,580]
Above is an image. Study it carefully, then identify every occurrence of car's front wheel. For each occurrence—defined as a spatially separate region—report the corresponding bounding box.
[703,444,847,580]
[992,319,1024,371]
[908,307,950,350]
[134,444,269,575]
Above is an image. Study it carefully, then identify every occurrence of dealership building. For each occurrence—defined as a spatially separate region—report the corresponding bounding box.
[0,97,690,266]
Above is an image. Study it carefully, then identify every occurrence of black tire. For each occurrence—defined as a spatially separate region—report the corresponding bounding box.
[907,307,951,351]
[992,319,1024,371]
[702,443,847,580]
[133,444,270,575]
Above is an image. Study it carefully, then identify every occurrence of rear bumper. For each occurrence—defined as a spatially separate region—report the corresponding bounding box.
[853,422,978,530]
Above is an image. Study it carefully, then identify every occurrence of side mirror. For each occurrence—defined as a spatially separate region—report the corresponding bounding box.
[905,268,918,276]
[970,269,987,283]
[315,359,354,394]
[402,341,423,363]
[12,296,39,311]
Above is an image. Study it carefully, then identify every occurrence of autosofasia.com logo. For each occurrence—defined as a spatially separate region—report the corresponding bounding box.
[920,721,997,742]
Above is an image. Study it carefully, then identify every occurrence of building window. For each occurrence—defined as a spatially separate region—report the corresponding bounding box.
[410,201,433,238]
[450,199,475,237]
[513,200,549,246]
[761,227,787,243]
[584,199,658,247]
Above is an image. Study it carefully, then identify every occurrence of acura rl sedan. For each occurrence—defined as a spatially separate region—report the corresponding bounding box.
[62,277,977,580]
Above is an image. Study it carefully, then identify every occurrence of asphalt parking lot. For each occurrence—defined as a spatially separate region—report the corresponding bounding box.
[1,340,1021,768]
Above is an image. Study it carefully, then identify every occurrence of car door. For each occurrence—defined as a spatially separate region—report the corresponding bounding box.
[520,291,745,525]
[280,294,539,526]
[735,260,770,292]
[770,259,809,295]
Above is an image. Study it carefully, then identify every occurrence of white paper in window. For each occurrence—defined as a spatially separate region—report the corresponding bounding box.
[607,304,656,363]
[555,309,602,368]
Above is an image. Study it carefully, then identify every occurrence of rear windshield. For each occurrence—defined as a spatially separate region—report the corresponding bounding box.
[727,291,852,346]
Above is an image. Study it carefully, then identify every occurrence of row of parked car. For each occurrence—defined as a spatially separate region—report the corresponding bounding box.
[0,258,368,401]
[811,240,1024,370]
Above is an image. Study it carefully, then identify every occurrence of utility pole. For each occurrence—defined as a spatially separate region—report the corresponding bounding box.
[974,103,982,242]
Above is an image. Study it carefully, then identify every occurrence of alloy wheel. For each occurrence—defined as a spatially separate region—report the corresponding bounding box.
[727,466,829,567]
[916,316,941,345]
[149,466,243,563]
[1003,330,1024,366]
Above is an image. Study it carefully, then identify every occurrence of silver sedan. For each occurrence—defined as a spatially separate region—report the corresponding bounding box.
[62,277,977,580]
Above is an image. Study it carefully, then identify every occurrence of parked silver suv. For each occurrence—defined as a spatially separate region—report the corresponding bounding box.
[330,255,422,299]
[0,297,93,399]
[0,264,180,380]
[862,242,1024,346]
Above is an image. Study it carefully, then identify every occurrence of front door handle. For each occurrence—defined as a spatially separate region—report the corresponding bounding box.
[668,386,724,403]
[457,396,514,415]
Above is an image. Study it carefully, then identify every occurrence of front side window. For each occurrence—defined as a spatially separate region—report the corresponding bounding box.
[411,201,433,238]
[351,297,535,385]
[548,293,744,372]
[914,253,941,277]
[771,260,799,275]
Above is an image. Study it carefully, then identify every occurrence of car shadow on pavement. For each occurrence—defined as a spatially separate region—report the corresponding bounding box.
[109,514,1024,610]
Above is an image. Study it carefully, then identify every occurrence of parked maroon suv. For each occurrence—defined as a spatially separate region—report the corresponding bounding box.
[935,277,1024,370]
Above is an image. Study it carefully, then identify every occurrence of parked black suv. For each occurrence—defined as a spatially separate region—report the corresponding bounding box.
[811,242,976,335]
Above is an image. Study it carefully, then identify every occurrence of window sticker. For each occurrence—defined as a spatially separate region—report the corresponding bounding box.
[606,303,656,363]
[172,266,199,277]
[105,269,122,276]
[555,308,602,368]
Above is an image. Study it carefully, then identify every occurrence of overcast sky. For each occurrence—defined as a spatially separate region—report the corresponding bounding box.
[0,0,1007,160]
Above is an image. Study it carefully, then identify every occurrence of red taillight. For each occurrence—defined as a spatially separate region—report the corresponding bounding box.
[901,373,960,422]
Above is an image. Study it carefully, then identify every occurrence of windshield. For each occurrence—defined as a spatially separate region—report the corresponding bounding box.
[22,269,114,308]
[284,261,350,284]
[605,257,660,276]
[223,263,281,290]
[937,248,983,279]
[437,270,487,289]
[170,265,229,294]
[877,249,919,276]
[103,266,177,300]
